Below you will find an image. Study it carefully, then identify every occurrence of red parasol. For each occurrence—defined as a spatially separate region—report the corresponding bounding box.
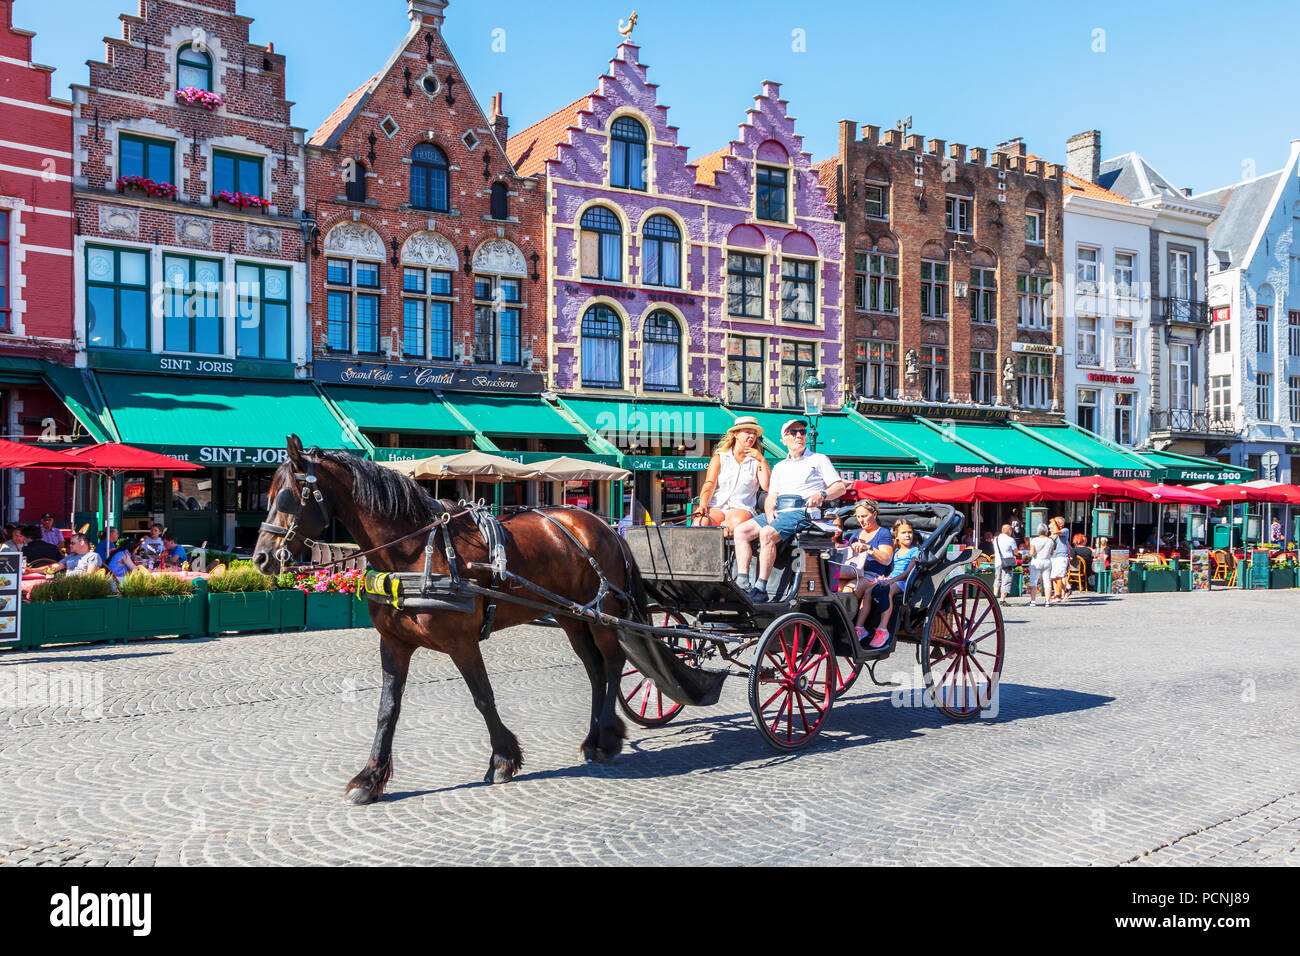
[0,438,91,469]
[1191,483,1291,505]
[915,476,1029,504]
[1003,475,1097,502]
[65,442,203,472]
[1145,484,1219,505]
[1054,475,1155,501]
[848,475,946,502]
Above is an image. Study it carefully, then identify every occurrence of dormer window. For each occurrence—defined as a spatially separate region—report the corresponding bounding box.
[178,44,213,92]
[756,165,788,222]
[610,116,647,191]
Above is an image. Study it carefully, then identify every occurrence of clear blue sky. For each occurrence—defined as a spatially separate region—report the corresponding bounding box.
[15,0,1300,191]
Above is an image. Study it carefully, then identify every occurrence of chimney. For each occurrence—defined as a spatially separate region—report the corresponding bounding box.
[489,92,508,147]
[408,0,449,30]
[1066,130,1101,184]
[1181,187,1192,197]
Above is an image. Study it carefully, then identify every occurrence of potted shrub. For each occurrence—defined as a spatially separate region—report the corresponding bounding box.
[1141,559,1177,592]
[117,570,202,639]
[1268,557,1297,589]
[23,572,118,649]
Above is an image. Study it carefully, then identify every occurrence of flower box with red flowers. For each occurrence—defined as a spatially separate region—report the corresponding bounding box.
[116,175,178,199]
[175,86,223,110]
[213,190,270,211]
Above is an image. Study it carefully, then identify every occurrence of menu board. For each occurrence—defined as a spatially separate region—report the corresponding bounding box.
[0,552,21,642]
[1189,549,1211,592]
[1110,549,1131,594]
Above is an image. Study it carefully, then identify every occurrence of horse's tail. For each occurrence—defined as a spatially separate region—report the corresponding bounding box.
[616,534,651,623]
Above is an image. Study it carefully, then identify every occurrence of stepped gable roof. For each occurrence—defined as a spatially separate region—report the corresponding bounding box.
[308,74,377,149]
[507,93,594,177]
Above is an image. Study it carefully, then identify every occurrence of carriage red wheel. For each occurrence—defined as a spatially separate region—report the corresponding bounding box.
[920,575,1005,722]
[618,609,698,727]
[748,613,835,752]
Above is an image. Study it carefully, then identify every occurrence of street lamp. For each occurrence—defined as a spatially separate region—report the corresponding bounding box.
[801,370,826,451]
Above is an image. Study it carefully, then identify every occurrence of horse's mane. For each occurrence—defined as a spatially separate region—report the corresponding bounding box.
[311,449,445,526]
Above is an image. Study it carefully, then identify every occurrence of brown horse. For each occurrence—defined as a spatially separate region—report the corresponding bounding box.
[252,436,645,803]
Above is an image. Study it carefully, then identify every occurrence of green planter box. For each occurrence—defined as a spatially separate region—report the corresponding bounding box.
[351,596,372,629]
[303,591,353,631]
[22,598,121,649]
[207,590,279,633]
[1096,570,1112,593]
[1175,569,1192,591]
[119,595,202,639]
[1141,569,1177,592]
[1268,567,1297,589]
[275,589,305,630]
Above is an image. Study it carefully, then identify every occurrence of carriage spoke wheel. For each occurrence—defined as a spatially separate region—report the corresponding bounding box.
[920,575,1005,722]
[618,609,698,727]
[748,613,835,752]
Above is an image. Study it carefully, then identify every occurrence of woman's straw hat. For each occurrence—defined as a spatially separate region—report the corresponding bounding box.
[725,416,764,438]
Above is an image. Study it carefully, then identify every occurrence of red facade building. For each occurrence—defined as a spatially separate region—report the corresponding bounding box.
[304,0,548,458]
[0,0,76,522]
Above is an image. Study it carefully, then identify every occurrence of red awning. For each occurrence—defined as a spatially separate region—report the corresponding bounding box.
[65,443,204,472]
[0,439,91,469]
[848,475,946,502]
[915,476,1029,504]
[1053,475,1155,501]
[1003,475,1096,502]
[1191,483,1291,504]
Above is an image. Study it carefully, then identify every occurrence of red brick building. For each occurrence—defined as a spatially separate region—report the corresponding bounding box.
[69,0,321,547]
[305,0,548,457]
[0,0,76,522]
[819,124,1065,422]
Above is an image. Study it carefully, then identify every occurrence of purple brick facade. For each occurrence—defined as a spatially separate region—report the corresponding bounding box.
[509,41,843,410]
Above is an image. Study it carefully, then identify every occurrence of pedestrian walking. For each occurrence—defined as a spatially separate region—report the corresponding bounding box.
[993,523,1018,604]
[1026,523,1054,606]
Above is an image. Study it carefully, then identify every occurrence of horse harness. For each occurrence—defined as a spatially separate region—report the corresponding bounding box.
[358,504,637,642]
[259,460,333,565]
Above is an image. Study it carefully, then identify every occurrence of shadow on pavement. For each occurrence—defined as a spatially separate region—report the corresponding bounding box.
[386,682,1113,798]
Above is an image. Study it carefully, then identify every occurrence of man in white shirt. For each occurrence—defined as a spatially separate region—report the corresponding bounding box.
[65,534,104,577]
[732,419,847,602]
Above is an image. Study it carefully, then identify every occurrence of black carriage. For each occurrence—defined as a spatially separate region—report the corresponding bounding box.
[616,503,1006,751]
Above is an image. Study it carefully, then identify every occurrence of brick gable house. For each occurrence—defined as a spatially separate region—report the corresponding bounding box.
[0,0,76,522]
[822,124,1065,422]
[304,0,546,455]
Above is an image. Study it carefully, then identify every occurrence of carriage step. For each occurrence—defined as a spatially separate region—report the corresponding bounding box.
[865,662,901,688]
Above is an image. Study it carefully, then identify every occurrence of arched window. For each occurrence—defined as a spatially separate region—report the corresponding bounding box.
[344,159,367,204]
[490,182,509,221]
[642,215,681,288]
[581,305,623,389]
[579,206,622,281]
[410,144,449,211]
[177,44,213,92]
[643,311,681,392]
[610,117,647,191]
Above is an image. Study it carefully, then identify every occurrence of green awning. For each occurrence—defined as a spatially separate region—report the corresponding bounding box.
[559,397,738,440]
[849,415,992,472]
[42,363,117,443]
[1014,424,1159,479]
[323,386,472,436]
[445,394,586,439]
[94,372,362,467]
[0,356,49,384]
[931,422,1089,476]
[1138,449,1252,483]
[719,409,917,463]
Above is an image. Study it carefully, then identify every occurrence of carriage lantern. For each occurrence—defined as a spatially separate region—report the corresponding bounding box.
[801,371,826,451]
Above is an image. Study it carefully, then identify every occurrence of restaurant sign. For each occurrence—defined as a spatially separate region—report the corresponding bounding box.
[1010,342,1063,356]
[856,399,1009,421]
[314,360,544,395]
[87,349,299,380]
[139,445,299,467]
[628,456,711,472]
[948,463,1086,478]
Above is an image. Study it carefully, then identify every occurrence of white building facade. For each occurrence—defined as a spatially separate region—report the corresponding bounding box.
[1061,171,1156,447]
[1198,140,1300,483]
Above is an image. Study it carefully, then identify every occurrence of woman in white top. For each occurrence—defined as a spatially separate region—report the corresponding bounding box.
[1026,523,1055,607]
[694,416,771,533]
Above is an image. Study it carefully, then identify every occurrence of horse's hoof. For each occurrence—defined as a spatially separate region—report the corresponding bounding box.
[344,785,379,805]
[486,755,518,784]
[580,744,597,763]
[595,747,621,763]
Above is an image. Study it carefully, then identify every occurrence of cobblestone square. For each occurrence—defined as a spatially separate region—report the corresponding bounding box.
[1,588,1297,866]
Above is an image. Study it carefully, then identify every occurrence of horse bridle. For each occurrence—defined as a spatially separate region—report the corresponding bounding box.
[260,459,333,566]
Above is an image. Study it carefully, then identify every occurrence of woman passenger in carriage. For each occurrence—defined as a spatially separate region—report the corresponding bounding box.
[692,417,771,533]
[854,519,920,649]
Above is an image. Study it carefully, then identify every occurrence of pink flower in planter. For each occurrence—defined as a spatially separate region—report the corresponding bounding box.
[176,86,223,110]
